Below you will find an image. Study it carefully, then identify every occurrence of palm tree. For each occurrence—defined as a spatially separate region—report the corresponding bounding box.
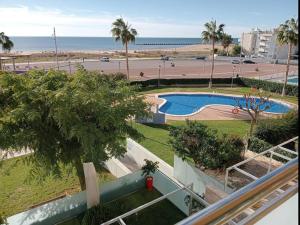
[221,33,233,56]
[0,32,14,71]
[276,18,298,96]
[111,18,137,79]
[202,20,225,88]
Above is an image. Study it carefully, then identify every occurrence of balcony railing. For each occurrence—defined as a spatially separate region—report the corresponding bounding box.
[176,142,298,225]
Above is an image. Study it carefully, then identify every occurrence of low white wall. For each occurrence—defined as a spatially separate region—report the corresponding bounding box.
[104,157,131,178]
[174,155,234,196]
[126,138,173,178]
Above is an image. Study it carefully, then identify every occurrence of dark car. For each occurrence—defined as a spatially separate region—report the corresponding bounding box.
[160,56,169,61]
[195,56,206,60]
[231,59,240,64]
[243,60,256,64]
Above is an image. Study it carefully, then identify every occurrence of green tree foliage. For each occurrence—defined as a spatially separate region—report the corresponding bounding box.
[0,69,148,189]
[231,44,241,56]
[276,18,298,96]
[202,20,225,88]
[169,121,244,170]
[0,32,14,71]
[254,110,298,145]
[221,33,233,55]
[111,18,137,79]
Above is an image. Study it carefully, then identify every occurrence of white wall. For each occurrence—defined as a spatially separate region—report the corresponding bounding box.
[104,157,131,178]
[126,138,173,178]
[255,193,298,225]
[174,155,234,196]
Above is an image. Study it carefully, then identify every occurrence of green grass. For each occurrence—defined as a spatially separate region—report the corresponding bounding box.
[131,120,251,166]
[0,156,115,217]
[141,86,298,104]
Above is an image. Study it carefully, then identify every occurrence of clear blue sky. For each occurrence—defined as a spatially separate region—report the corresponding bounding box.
[0,0,298,37]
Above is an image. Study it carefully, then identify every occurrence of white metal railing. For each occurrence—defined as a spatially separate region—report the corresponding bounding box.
[100,182,209,225]
[224,136,298,192]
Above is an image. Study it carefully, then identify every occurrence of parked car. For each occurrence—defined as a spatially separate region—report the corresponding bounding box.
[160,56,169,61]
[100,57,110,62]
[231,59,240,64]
[243,60,256,64]
[195,56,206,60]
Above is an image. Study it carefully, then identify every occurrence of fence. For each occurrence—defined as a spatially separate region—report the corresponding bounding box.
[174,155,234,196]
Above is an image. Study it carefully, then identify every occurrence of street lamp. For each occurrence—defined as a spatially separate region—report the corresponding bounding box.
[158,65,161,87]
[231,65,236,88]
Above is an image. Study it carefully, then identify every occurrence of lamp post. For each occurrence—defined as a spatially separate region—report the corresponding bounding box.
[53,27,59,70]
[118,61,121,73]
[231,65,236,88]
[158,65,161,87]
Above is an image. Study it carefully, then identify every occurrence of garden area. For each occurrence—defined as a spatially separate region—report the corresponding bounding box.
[0,155,115,216]
[0,69,298,222]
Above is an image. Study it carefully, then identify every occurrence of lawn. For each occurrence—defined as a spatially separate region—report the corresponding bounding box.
[140,86,298,104]
[0,156,115,217]
[131,120,251,166]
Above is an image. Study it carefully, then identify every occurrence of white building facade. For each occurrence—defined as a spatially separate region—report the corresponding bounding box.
[241,28,298,60]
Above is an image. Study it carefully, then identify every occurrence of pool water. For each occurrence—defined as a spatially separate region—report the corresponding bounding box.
[287,76,298,85]
[158,94,291,115]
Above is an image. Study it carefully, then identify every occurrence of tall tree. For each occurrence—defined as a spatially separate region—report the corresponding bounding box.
[0,69,148,190]
[111,18,137,79]
[202,20,225,88]
[276,18,298,96]
[0,32,14,71]
[221,33,233,56]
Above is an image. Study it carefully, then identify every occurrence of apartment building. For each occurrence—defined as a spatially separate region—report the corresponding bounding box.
[241,28,298,60]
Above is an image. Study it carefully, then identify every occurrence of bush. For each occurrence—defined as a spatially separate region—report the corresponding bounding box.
[215,135,245,168]
[239,77,298,97]
[231,45,241,56]
[254,110,298,145]
[169,121,244,170]
[81,203,129,225]
[248,136,273,153]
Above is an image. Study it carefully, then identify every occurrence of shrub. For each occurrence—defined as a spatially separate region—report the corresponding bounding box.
[208,135,244,169]
[239,77,298,96]
[169,121,244,170]
[231,44,241,56]
[254,110,298,145]
[248,136,273,153]
[169,121,218,168]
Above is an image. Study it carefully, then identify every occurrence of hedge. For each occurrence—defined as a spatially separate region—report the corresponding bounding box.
[131,77,298,97]
[131,77,243,87]
[248,136,273,153]
[239,77,298,97]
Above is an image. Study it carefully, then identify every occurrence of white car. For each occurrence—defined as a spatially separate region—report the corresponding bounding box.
[100,57,110,62]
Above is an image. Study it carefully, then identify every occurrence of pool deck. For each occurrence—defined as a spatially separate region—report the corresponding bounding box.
[145,92,293,121]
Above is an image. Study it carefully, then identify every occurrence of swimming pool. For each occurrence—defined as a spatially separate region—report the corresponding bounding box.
[158,93,292,116]
[287,76,298,85]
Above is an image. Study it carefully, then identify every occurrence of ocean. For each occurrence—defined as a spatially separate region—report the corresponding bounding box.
[10,37,239,52]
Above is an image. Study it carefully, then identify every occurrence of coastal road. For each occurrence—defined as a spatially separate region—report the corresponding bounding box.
[6,58,298,80]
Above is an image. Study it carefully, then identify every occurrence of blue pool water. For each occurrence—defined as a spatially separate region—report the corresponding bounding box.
[287,77,298,85]
[158,94,291,115]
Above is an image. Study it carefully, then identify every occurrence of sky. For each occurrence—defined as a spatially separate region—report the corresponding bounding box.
[0,0,298,38]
